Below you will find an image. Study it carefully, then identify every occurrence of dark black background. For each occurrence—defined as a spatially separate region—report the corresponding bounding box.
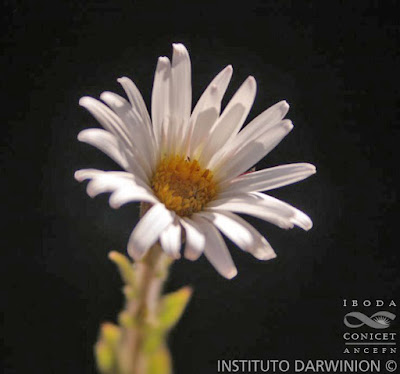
[2,1,399,373]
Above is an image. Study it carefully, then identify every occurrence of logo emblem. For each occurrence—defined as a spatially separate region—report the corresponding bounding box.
[344,311,396,329]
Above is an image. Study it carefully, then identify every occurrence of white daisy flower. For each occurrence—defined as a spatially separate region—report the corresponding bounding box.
[75,43,316,279]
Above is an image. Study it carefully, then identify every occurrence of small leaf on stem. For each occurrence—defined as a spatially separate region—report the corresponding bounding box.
[109,251,136,294]
[147,345,172,374]
[95,341,115,373]
[159,286,192,331]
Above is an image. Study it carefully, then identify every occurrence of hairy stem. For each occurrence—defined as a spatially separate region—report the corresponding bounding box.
[128,204,172,374]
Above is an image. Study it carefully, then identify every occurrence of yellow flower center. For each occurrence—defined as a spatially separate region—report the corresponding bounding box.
[151,155,217,217]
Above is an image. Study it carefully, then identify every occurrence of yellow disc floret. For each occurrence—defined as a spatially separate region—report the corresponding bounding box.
[151,155,217,217]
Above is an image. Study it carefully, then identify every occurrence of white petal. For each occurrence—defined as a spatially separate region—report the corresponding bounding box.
[220,163,316,195]
[226,100,289,157]
[159,219,182,259]
[199,76,256,165]
[120,151,149,184]
[100,91,144,128]
[100,91,156,169]
[208,192,312,231]
[108,187,158,209]
[198,211,276,261]
[77,129,129,170]
[199,104,244,165]
[180,217,205,261]
[79,96,152,178]
[252,192,313,231]
[77,128,149,182]
[79,96,131,147]
[151,57,171,148]
[74,169,156,208]
[169,43,192,153]
[117,76,152,131]
[75,169,134,180]
[208,194,293,229]
[165,116,180,156]
[85,175,136,198]
[187,65,233,157]
[75,168,113,182]
[192,215,237,279]
[188,107,219,159]
[190,65,233,124]
[128,204,174,260]
[214,120,293,182]
[159,116,171,155]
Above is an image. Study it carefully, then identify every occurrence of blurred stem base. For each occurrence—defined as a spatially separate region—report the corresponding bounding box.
[95,205,192,374]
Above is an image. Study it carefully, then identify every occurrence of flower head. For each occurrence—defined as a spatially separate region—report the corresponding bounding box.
[75,44,316,278]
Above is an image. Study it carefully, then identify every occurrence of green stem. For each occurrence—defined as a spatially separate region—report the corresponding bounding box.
[129,243,170,373]
[97,203,187,374]
[127,203,172,374]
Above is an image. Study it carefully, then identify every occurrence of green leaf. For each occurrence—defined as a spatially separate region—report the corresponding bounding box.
[118,310,136,328]
[158,286,192,331]
[108,251,136,293]
[143,327,164,354]
[95,341,115,374]
[122,285,135,300]
[147,345,172,374]
[100,322,121,347]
